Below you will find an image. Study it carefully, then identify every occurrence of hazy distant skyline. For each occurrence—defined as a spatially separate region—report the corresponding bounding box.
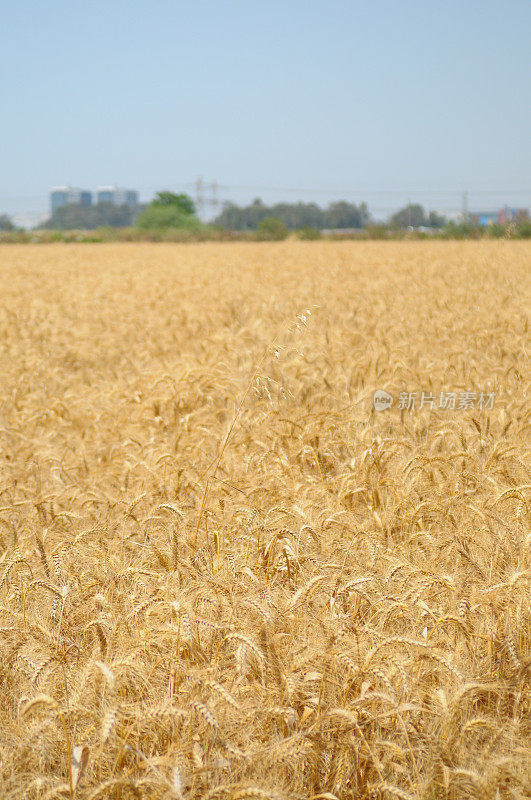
[2,0,530,224]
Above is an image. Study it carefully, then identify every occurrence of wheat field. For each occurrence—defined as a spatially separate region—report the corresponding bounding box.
[0,241,529,800]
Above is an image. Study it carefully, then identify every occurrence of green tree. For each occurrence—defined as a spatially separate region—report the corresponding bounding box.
[152,192,196,215]
[427,210,446,228]
[390,204,447,229]
[326,201,369,229]
[391,204,427,228]
[136,205,202,231]
[136,191,200,230]
[0,214,15,231]
[256,217,289,240]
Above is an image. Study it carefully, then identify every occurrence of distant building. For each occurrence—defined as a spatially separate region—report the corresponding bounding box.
[96,186,138,207]
[470,207,529,226]
[470,211,500,227]
[498,206,529,225]
[50,186,92,214]
[50,185,139,216]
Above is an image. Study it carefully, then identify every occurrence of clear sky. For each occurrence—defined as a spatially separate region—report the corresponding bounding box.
[1,0,530,223]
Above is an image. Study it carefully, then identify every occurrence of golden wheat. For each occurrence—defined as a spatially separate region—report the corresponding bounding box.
[0,240,529,799]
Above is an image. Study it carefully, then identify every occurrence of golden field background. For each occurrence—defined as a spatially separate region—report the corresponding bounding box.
[0,241,529,800]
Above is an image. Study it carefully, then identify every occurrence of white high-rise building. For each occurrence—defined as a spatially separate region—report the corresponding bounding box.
[96,186,138,207]
[50,186,92,214]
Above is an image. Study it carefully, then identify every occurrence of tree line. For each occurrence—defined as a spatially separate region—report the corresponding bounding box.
[32,196,445,232]
[2,193,529,235]
[212,198,372,230]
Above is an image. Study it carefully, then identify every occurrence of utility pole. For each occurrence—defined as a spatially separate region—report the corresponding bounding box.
[462,190,468,223]
[195,176,204,218]
[194,177,221,219]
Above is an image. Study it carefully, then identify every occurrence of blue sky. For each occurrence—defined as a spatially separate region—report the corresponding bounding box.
[1,0,530,223]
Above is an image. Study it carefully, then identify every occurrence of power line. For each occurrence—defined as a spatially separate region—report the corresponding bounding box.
[186,184,531,198]
[1,186,530,204]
